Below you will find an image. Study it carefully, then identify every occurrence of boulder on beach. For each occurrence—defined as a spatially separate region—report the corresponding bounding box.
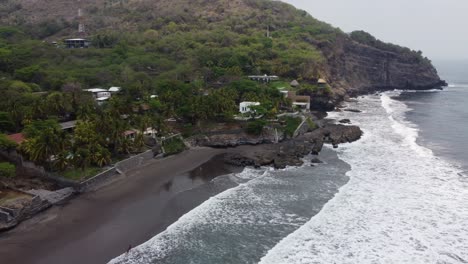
[311,158,323,164]
[339,119,351,124]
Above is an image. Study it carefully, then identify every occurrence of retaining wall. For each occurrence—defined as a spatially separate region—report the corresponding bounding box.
[115,150,154,173]
[78,167,117,193]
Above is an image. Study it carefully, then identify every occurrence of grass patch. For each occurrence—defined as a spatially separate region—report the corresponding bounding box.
[0,162,15,178]
[269,81,290,90]
[61,167,103,181]
[282,116,302,138]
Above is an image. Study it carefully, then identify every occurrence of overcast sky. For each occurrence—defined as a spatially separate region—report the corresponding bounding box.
[282,0,467,61]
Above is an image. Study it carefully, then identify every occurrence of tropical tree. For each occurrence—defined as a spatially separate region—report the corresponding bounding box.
[20,125,67,167]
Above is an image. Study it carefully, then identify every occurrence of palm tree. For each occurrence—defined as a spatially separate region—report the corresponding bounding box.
[91,147,112,168]
[53,151,70,171]
[21,127,68,168]
[72,148,92,171]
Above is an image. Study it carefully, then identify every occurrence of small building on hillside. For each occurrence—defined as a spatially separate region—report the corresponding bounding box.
[248,75,279,83]
[59,120,77,132]
[84,88,111,102]
[123,130,138,141]
[287,91,311,111]
[64,38,90,49]
[239,102,260,114]
[290,80,300,87]
[317,78,327,88]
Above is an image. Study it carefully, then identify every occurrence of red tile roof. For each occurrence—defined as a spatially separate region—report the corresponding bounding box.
[123,130,137,136]
[7,133,26,144]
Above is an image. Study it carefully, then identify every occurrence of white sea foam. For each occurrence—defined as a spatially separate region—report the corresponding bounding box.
[109,165,328,264]
[260,93,468,264]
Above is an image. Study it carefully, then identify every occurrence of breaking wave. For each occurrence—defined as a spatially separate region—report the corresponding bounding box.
[260,92,468,264]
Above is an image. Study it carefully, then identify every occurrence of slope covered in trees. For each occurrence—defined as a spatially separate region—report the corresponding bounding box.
[0,0,444,178]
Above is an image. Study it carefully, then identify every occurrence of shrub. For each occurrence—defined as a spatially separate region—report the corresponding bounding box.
[306,118,318,131]
[162,137,186,155]
[246,120,266,135]
[283,116,302,137]
[0,162,16,178]
[0,134,17,150]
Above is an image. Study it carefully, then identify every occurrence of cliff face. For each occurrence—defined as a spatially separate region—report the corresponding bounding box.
[323,36,445,97]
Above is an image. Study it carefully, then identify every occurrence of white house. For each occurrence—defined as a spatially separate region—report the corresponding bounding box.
[239,102,260,114]
[108,87,121,93]
[84,88,111,102]
[248,74,279,83]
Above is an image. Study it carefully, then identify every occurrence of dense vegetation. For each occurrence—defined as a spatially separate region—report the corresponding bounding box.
[0,0,434,179]
[0,162,16,178]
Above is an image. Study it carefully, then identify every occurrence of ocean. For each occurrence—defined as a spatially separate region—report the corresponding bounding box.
[110,61,468,264]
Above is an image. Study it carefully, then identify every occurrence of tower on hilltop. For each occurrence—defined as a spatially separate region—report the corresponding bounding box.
[78,0,85,35]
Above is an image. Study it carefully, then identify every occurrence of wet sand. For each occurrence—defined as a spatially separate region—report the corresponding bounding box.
[0,147,243,264]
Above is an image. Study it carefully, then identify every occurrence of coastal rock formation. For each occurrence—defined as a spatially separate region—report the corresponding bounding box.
[222,124,363,169]
[317,32,447,103]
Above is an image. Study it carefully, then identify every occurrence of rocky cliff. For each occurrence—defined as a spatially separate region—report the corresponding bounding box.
[322,34,445,98]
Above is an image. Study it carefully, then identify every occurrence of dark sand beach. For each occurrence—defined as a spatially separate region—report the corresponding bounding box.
[0,147,243,264]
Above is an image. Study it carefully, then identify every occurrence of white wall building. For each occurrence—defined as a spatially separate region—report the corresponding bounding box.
[239,102,260,114]
[84,88,111,102]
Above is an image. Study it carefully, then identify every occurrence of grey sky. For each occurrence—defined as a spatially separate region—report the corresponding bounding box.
[282,0,467,60]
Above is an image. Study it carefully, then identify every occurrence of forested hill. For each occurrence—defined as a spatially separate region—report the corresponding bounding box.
[0,0,444,97]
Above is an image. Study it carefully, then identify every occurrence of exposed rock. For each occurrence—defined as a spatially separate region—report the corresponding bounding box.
[222,153,255,167]
[339,119,351,124]
[274,157,303,169]
[311,158,323,164]
[311,140,324,155]
[344,109,362,113]
[219,124,362,170]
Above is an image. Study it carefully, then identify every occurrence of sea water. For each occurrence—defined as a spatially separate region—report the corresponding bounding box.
[110,62,468,264]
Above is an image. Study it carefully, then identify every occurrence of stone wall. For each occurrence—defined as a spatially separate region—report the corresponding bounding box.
[78,167,117,193]
[115,150,154,173]
[76,150,155,192]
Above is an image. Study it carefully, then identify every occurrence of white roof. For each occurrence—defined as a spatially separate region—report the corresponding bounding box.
[96,97,110,101]
[150,95,158,98]
[240,101,260,106]
[293,102,309,106]
[85,88,108,93]
[109,87,121,92]
[65,38,88,41]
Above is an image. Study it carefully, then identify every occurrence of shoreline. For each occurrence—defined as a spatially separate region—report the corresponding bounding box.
[0,118,363,264]
[0,147,243,264]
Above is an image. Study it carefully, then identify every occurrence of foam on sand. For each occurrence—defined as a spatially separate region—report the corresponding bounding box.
[260,92,468,264]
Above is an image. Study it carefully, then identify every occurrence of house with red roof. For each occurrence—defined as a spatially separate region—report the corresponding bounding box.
[7,133,26,145]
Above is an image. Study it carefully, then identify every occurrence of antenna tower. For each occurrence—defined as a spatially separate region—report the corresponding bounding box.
[78,0,85,35]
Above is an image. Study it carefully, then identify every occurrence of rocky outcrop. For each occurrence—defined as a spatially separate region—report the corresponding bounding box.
[189,127,284,148]
[300,124,363,150]
[222,124,363,169]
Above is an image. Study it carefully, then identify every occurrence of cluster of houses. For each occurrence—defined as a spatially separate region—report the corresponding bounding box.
[239,77,328,115]
[6,119,157,148]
